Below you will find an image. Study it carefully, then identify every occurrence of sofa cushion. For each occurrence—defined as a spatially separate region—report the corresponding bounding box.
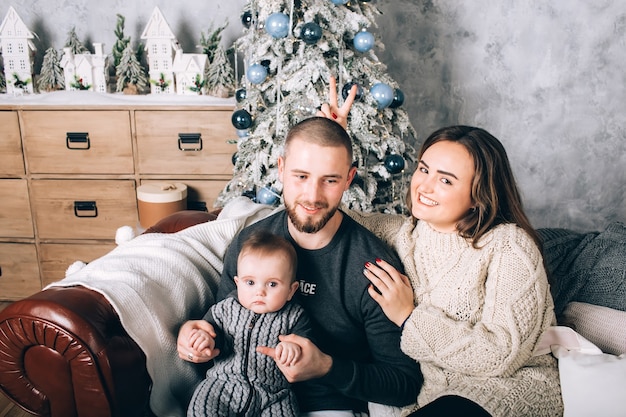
[538,222,626,317]
[561,301,626,355]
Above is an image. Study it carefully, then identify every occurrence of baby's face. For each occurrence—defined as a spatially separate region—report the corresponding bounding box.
[234,252,298,314]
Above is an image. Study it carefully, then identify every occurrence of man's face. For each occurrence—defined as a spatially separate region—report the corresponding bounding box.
[278,137,355,234]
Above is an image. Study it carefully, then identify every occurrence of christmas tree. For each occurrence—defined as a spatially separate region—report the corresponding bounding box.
[0,65,5,92]
[112,14,130,68]
[64,27,88,54]
[37,47,65,92]
[205,45,235,97]
[116,44,148,93]
[198,21,229,64]
[216,0,417,214]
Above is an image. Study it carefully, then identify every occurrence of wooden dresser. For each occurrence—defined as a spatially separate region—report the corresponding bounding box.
[0,92,236,300]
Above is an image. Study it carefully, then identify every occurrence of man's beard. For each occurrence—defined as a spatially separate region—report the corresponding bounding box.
[285,200,338,234]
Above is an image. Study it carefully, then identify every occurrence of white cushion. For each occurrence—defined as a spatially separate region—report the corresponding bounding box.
[553,345,626,417]
[562,301,626,355]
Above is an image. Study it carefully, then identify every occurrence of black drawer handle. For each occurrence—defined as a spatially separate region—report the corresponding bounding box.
[66,132,91,150]
[178,133,202,151]
[74,201,98,218]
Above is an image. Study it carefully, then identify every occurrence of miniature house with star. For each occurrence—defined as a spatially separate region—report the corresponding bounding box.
[60,43,109,92]
[141,7,178,94]
[172,50,208,95]
[0,6,37,95]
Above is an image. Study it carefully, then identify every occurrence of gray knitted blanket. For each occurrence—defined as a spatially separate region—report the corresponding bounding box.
[538,221,626,317]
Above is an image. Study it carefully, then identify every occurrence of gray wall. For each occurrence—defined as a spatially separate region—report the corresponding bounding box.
[5,0,624,232]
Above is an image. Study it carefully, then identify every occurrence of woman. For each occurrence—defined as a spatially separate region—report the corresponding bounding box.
[351,126,563,416]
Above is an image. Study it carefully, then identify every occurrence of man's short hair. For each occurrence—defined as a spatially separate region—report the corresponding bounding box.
[284,116,353,161]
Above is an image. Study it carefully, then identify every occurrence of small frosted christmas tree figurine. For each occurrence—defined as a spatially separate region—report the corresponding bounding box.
[0,67,5,93]
[116,44,148,94]
[199,21,229,64]
[112,14,130,68]
[64,27,88,54]
[37,47,65,92]
[216,0,416,214]
[205,45,235,97]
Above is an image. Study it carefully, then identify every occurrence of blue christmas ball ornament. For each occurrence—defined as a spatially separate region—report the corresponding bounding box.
[265,12,290,38]
[256,186,280,205]
[384,154,406,174]
[353,31,375,53]
[231,109,253,130]
[330,0,349,4]
[370,83,394,109]
[247,63,267,84]
[300,22,322,45]
[241,11,253,29]
[342,81,364,101]
[389,88,405,108]
[235,88,247,103]
[242,189,256,202]
[231,152,238,165]
[236,129,250,138]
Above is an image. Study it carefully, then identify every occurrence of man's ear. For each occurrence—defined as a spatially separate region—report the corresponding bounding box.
[278,156,285,181]
[345,165,357,190]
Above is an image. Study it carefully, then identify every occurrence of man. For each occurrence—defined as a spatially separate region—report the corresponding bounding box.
[178,81,422,415]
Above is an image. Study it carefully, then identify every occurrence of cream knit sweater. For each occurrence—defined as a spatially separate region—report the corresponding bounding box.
[347,211,563,417]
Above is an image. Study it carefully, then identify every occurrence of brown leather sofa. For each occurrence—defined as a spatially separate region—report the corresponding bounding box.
[0,210,218,417]
[2,206,625,417]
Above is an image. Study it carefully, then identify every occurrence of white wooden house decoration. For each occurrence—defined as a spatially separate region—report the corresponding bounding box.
[60,43,109,93]
[172,50,208,95]
[141,7,178,94]
[0,6,37,95]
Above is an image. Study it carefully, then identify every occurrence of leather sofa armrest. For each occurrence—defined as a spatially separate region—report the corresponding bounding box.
[0,209,221,416]
[0,286,151,417]
[143,209,221,234]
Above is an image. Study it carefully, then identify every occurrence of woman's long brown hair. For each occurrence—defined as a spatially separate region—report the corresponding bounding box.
[407,125,541,249]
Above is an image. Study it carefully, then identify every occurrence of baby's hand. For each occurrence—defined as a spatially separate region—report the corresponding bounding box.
[274,341,302,366]
[189,328,216,353]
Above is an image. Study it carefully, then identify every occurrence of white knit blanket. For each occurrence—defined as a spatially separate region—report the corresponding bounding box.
[45,197,278,417]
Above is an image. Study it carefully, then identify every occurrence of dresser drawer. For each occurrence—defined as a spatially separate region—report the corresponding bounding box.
[0,111,24,176]
[0,179,34,238]
[31,179,138,239]
[0,243,40,300]
[39,242,116,287]
[135,110,236,176]
[21,110,134,174]
[183,180,230,211]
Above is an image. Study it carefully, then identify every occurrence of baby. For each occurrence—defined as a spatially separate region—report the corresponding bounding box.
[186,229,312,417]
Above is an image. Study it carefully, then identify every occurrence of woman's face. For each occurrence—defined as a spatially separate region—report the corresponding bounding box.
[409,140,475,232]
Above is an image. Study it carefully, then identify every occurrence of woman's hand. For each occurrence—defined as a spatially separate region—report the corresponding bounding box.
[317,75,357,130]
[364,258,415,327]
